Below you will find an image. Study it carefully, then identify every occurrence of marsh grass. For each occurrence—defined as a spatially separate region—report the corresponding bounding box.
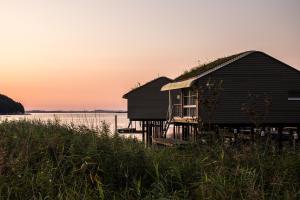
[0,120,299,199]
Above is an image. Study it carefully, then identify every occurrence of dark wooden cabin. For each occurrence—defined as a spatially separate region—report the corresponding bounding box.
[162,51,300,143]
[123,76,172,120]
[122,77,172,144]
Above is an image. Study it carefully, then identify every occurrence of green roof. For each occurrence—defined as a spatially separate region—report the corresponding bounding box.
[175,51,249,81]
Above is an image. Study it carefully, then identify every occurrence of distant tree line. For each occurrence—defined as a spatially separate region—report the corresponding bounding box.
[0,94,25,114]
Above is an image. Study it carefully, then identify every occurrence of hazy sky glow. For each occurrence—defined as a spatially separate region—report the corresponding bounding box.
[1,0,299,110]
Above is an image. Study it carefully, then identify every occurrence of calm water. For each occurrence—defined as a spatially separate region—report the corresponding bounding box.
[0,113,129,133]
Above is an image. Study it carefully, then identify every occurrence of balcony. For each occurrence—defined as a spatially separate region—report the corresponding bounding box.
[173,104,197,118]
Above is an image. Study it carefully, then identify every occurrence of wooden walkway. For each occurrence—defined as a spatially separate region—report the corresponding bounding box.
[152,138,190,147]
[118,128,143,134]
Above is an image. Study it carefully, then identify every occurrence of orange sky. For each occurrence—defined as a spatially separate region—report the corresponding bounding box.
[0,0,299,110]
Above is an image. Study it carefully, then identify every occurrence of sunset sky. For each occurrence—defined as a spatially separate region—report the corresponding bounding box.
[0,0,299,110]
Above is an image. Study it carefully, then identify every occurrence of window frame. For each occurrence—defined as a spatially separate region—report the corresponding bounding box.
[182,88,197,117]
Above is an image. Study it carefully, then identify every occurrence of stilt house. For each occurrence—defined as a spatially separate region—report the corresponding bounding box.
[122,51,300,145]
[161,51,300,139]
[122,77,172,144]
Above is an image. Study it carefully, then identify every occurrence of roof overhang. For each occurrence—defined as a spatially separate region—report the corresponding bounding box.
[161,77,198,91]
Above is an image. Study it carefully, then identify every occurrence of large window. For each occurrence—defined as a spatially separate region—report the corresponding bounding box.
[183,89,197,117]
[288,91,300,100]
[173,92,182,117]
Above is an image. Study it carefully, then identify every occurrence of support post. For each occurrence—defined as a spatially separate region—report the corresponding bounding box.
[146,121,149,146]
[295,126,300,151]
[277,126,283,154]
[127,120,132,129]
[173,125,175,139]
[168,91,172,121]
[182,125,185,141]
[251,127,255,143]
[142,121,145,145]
[114,115,118,134]
[194,125,197,142]
[158,121,160,138]
[233,128,238,145]
[149,121,152,146]
[289,129,293,147]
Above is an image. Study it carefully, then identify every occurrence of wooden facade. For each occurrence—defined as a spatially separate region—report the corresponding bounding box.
[162,51,300,149]
[169,51,300,126]
[122,77,172,145]
[123,77,171,120]
[122,51,300,147]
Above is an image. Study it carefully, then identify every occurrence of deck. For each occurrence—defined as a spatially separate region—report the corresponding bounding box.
[118,128,143,134]
[172,117,198,124]
[152,138,190,147]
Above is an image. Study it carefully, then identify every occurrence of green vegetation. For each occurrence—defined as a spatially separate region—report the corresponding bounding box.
[0,94,24,114]
[0,120,299,199]
[176,52,247,81]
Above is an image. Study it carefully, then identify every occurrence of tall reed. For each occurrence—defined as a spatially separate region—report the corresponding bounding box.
[0,120,299,199]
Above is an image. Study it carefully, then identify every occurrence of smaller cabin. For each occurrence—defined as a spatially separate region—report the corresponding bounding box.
[123,77,172,121]
[122,77,172,145]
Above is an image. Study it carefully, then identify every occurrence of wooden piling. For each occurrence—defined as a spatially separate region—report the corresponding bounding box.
[142,121,145,144]
[173,124,176,139]
[149,121,152,146]
[278,127,283,154]
[251,127,255,143]
[146,121,149,146]
[114,115,118,134]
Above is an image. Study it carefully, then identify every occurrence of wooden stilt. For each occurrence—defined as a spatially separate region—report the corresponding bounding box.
[173,124,176,139]
[127,120,132,129]
[159,121,162,138]
[149,121,152,145]
[294,126,300,151]
[114,115,118,134]
[181,125,183,140]
[251,127,255,143]
[278,126,283,154]
[142,121,145,144]
[146,121,149,146]
[289,128,293,147]
[183,125,185,140]
[196,125,199,141]
[233,128,238,145]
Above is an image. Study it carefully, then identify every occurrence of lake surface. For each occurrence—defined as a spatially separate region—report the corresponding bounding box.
[0,113,129,133]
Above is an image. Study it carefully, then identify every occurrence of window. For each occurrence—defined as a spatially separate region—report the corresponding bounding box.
[173,92,182,117]
[288,91,300,101]
[183,106,197,117]
[183,89,197,117]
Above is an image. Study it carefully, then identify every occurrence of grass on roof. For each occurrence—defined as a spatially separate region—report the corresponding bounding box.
[175,52,247,81]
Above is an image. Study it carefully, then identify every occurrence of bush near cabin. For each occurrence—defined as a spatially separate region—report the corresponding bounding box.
[0,94,24,114]
[0,120,299,199]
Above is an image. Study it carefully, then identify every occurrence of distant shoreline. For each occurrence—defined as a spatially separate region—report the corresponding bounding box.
[27,110,127,114]
[0,113,30,116]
